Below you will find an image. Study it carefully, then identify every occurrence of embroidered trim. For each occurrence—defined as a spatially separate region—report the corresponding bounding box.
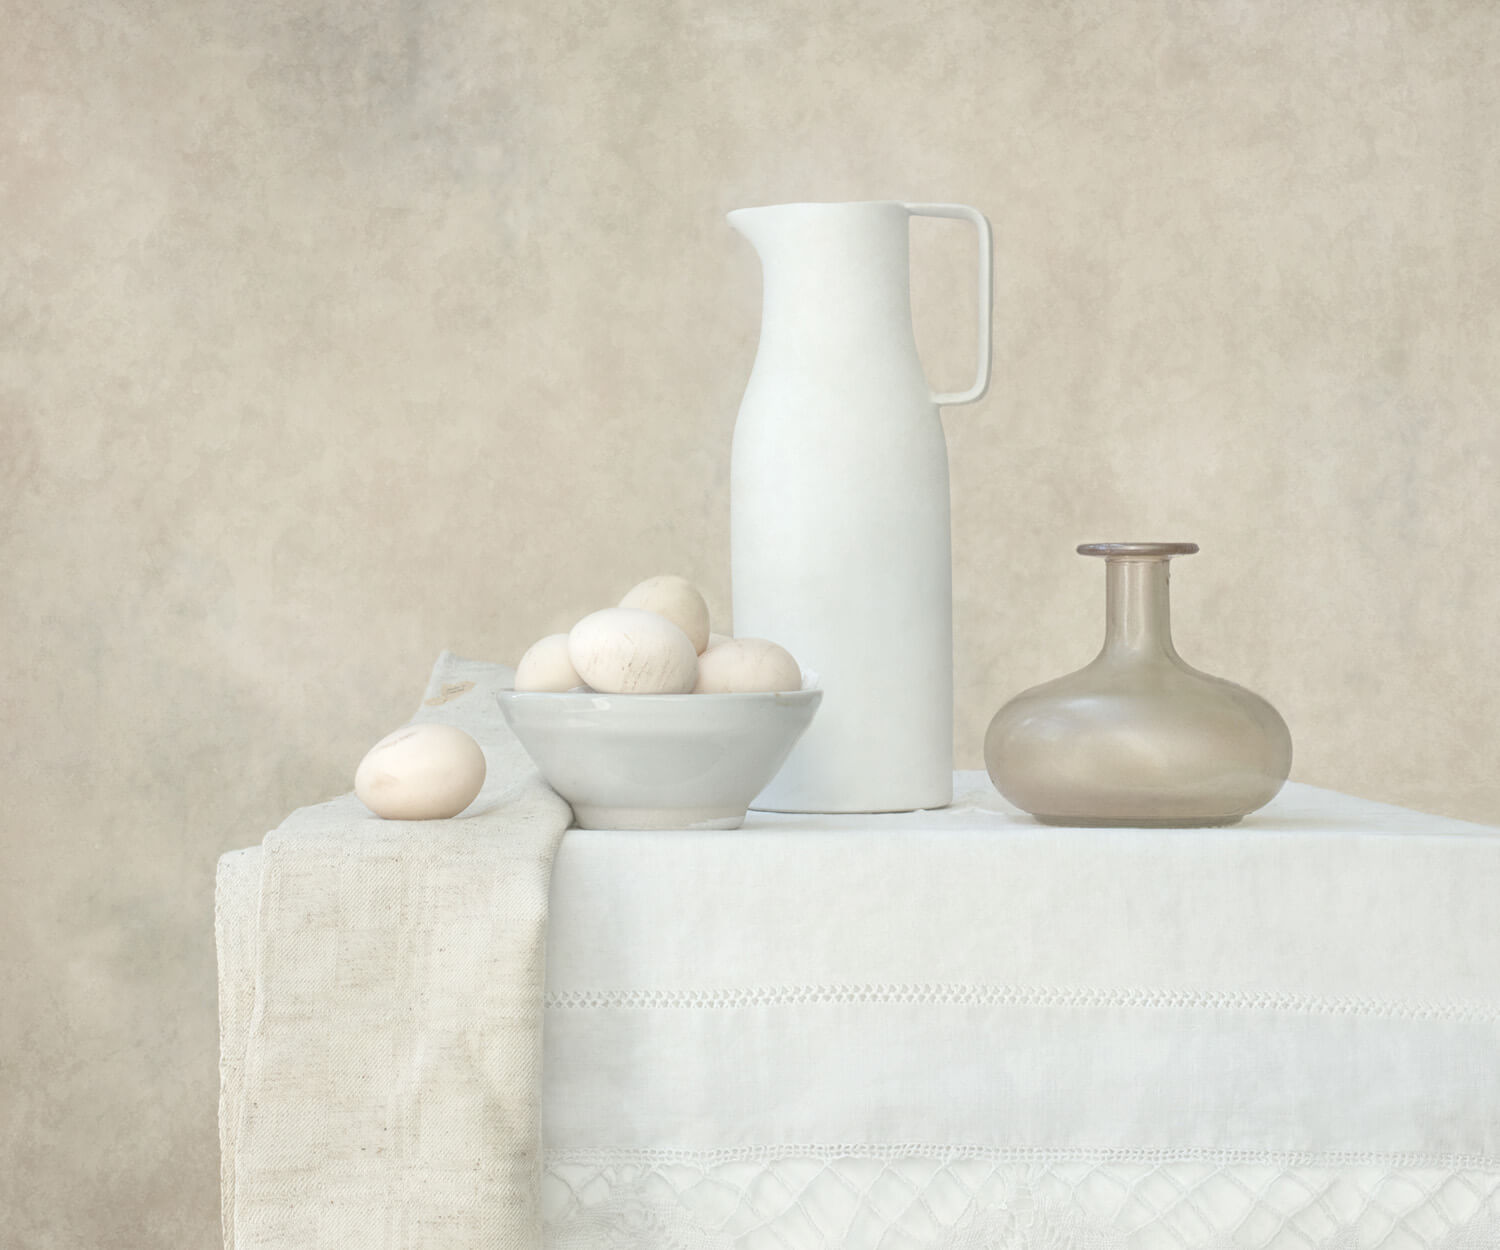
[544,1143,1500,1170]
[543,1151,1500,1249]
[544,982,1500,1021]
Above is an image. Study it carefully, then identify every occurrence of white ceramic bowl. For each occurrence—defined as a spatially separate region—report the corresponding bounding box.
[496,688,822,830]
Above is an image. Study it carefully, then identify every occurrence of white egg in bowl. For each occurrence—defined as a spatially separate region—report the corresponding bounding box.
[495,688,822,830]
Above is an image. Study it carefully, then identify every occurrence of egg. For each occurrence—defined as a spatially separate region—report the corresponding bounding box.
[619,575,712,654]
[569,607,698,694]
[694,637,803,693]
[514,633,583,691]
[355,723,487,820]
[706,632,733,650]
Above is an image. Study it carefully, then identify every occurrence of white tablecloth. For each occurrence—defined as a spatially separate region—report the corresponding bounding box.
[538,772,1500,1249]
[219,702,1500,1250]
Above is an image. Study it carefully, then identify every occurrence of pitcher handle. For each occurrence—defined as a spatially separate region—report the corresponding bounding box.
[903,203,993,407]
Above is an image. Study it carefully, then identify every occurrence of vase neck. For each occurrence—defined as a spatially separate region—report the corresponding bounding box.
[1101,558,1179,660]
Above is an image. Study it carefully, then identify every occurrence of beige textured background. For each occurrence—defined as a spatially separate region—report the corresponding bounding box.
[3,0,1498,1242]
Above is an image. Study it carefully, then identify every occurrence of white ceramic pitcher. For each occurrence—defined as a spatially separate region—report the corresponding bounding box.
[728,200,992,813]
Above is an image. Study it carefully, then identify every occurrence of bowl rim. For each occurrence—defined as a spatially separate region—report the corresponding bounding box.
[496,687,821,705]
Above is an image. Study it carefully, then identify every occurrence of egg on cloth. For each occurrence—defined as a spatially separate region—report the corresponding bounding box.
[515,633,583,691]
[619,575,712,654]
[694,637,803,693]
[355,723,487,819]
[569,607,698,694]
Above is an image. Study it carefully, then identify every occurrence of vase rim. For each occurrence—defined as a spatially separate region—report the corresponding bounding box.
[1077,541,1199,560]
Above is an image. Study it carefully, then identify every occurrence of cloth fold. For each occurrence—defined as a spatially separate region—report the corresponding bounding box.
[217,653,572,1250]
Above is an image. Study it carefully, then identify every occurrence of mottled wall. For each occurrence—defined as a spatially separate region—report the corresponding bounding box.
[3,0,1498,1242]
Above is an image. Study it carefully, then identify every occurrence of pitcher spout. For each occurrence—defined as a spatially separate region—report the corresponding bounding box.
[725,205,770,257]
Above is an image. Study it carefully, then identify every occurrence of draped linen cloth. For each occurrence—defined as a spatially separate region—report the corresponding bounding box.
[217,653,571,1250]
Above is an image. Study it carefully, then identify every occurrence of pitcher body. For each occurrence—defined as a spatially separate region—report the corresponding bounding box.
[728,200,992,813]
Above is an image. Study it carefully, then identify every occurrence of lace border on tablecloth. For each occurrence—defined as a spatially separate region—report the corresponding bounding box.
[541,1148,1500,1249]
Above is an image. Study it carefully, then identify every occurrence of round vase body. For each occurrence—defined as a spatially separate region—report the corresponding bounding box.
[728,201,991,814]
[984,544,1292,826]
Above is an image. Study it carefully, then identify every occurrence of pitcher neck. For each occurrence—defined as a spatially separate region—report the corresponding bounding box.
[731,202,917,348]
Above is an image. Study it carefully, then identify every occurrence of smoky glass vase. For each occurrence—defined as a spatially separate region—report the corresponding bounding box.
[984,543,1293,827]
